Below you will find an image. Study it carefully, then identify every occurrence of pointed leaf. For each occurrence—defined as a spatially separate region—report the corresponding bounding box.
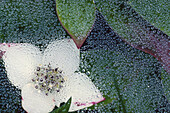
[94,0,169,73]
[50,97,72,113]
[80,13,169,111]
[87,95,114,110]
[56,0,95,48]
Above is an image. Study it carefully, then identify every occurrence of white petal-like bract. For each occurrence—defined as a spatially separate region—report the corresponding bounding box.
[22,83,55,113]
[0,43,42,89]
[55,72,104,112]
[43,39,80,74]
[1,40,104,112]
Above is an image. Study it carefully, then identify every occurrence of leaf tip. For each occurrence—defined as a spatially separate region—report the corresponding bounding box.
[72,37,87,49]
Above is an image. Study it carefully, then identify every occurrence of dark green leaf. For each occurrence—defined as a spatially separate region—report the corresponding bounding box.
[128,0,169,36]
[0,0,66,47]
[94,0,169,73]
[50,97,72,113]
[80,47,169,112]
[80,15,169,111]
[161,68,170,101]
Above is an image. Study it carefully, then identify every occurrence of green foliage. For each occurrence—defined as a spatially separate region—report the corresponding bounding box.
[95,0,166,50]
[50,97,72,113]
[0,0,169,112]
[79,47,169,112]
[128,0,169,35]
[0,0,66,47]
[56,1,169,74]
[56,0,95,48]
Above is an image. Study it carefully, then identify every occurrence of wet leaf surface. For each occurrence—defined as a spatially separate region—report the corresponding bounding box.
[0,0,169,113]
[128,0,169,36]
[94,0,169,73]
[56,0,95,48]
[80,11,169,112]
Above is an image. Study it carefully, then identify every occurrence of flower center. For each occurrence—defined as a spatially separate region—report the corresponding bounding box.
[32,64,65,96]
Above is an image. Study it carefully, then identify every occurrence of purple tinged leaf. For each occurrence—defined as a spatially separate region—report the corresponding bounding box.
[94,1,170,73]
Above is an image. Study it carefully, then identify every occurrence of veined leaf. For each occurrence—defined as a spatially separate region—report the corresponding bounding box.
[94,0,169,73]
[80,48,169,112]
[56,0,95,48]
[80,12,169,112]
[128,0,169,36]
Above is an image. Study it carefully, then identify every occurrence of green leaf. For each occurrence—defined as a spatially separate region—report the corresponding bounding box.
[94,0,169,73]
[161,68,170,101]
[80,46,169,112]
[50,97,72,113]
[128,0,169,36]
[56,0,95,48]
[87,95,114,110]
[0,0,66,46]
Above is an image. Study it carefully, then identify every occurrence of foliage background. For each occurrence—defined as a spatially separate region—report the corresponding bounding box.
[0,0,169,112]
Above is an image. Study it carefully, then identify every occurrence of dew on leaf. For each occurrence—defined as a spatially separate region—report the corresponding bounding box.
[79,10,169,112]
[0,0,169,113]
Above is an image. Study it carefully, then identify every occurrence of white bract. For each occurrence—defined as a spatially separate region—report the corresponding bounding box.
[0,39,104,113]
